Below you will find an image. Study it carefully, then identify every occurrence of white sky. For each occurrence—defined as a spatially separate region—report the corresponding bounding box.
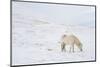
[12,1,95,27]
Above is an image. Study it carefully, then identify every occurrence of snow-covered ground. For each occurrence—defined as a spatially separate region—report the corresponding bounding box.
[12,19,95,65]
[12,1,95,65]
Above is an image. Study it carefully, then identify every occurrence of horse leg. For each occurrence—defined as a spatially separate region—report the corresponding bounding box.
[80,48,83,51]
[61,43,64,52]
[63,43,66,52]
[69,44,74,53]
[69,45,72,53]
[79,46,83,52]
[72,44,74,53]
[61,43,66,52]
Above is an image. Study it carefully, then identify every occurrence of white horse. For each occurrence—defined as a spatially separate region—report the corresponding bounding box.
[60,34,83,52]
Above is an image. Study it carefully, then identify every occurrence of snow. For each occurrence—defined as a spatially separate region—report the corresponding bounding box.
[12,1,95,65]
[12,20,95,65]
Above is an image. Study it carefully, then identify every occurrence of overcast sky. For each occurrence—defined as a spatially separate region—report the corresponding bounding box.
[12,1,95,27]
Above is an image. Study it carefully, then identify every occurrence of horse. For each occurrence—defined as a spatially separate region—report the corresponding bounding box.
[60,34,83,52]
